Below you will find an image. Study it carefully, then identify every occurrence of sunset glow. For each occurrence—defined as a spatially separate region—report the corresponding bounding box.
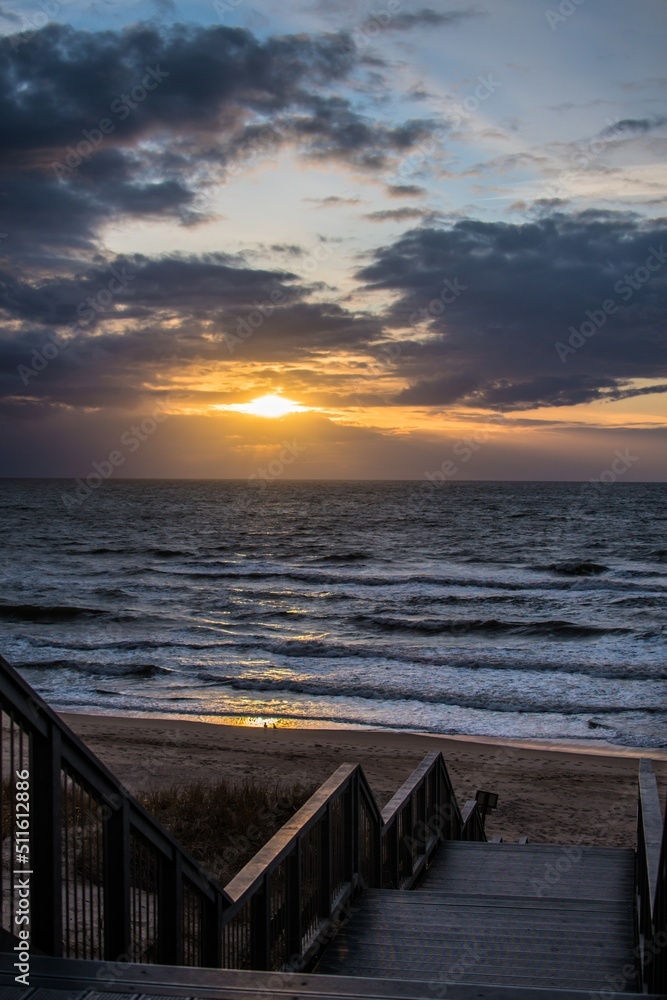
[219,395,309,419]
[0,2,664,480]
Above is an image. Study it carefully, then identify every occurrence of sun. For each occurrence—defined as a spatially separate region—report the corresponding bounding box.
[219,394,308,418]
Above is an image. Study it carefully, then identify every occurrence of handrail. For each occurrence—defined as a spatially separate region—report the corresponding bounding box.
[0,652,230,967]
[381,751,485,890]
[461,799,487,841]
[221,763,381,971]
[636,758,666,994]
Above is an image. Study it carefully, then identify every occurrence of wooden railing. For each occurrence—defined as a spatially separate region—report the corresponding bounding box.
[0,652,229,967]
[221,764,381,971]
[0,652,485,973]
[381,750,484,889]
[636,758,667,995]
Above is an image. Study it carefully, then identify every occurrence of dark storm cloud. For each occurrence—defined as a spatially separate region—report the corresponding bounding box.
[290,99,436,170]
[0,22,356,160]
[0,254,303,327]
[358,210,667,409]
[0,21,436,261]
[0,251,384,409]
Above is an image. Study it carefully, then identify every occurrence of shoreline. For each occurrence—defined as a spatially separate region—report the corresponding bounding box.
[59,706,667,760]
[61,710,667,849]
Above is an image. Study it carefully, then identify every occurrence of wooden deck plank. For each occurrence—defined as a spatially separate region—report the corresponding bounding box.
[1,957,661,1000]
[314,839,638,992]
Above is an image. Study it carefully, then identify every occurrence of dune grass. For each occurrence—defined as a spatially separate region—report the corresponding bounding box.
[140,776,317,887]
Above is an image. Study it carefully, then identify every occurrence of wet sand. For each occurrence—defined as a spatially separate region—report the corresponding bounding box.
[61,712,667,848]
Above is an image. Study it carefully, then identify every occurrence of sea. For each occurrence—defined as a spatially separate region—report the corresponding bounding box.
[0,479,665,748]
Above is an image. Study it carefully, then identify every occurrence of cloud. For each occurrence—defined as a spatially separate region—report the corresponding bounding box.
[364,207,428,222]
[386,184,426,197]
[304,195,363,207]
[0,21,439,264]
[602,116,667,137]
[383,8,483,31]
[0,250,386,411]
[357,210,667,410]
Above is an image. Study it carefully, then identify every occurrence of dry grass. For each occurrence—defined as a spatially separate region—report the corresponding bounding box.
[140,777,317,887]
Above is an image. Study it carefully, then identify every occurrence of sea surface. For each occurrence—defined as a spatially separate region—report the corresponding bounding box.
[0,479,665,747]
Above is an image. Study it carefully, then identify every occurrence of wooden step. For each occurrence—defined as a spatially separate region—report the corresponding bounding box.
[1,956,663,1000]
[316,840,638,991]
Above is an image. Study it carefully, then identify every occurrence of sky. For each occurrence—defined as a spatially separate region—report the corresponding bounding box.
[0,0,666,480]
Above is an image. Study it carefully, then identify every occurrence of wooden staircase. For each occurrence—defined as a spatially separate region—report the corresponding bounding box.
[0,652,665,999]
[316,842,639,992]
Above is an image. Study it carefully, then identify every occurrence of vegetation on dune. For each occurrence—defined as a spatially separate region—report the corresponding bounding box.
[140,777,317,887]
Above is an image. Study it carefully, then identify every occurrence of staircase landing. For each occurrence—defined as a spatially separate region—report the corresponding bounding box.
[315,841,638,993]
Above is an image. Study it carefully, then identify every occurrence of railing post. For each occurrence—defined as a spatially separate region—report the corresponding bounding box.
[385,819,398,888]
[30,721,62,956]
[250,876,271,970]
[202,891,223,968]
[158,849,183,966]
[345,781,356,885]
[103,798,131,960]
[370,803,382,888]
[399,801,412,884]
[286,840,302,960]
[350,774,361,883]
[417,781,426,857]
[319,804,332,917]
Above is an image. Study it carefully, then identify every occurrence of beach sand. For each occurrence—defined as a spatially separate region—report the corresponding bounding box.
[61,712,667,848]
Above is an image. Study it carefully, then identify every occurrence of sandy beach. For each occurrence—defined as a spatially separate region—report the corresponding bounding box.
[61,712,667,849]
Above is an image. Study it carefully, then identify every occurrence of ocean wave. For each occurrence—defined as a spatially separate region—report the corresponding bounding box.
[608,732,667,748]
[541,561,609,576]
[146,565,649,593]
[22,635,231,652]
[147,547,195,558]
[311,552,371,564]
[192,672,666,716]
[20,659,170,677]
[18,636,666,681]
[0,602,113,622]
[350,614,630,639]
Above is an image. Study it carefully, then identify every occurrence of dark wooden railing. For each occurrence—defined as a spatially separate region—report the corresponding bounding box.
[0,652,485,973]
[0,652,229,967]
[381,750,481,889]
[636,758,667,995]
[221,763,381,971]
